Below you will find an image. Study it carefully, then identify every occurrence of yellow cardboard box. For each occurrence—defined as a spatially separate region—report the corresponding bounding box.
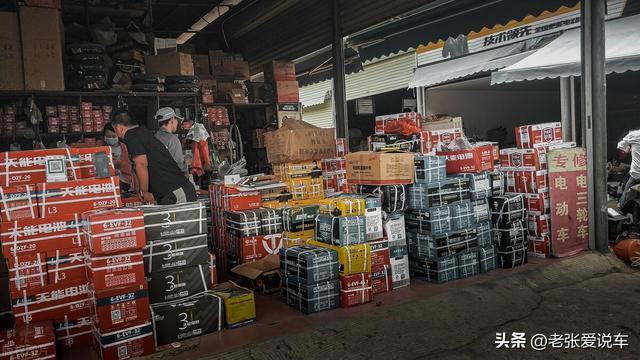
[319,198,365,217]
[307,240,371,275]
[211,281,256,329]
[273,161,322,180]
[283,230,315,248]
[287,178,324,200]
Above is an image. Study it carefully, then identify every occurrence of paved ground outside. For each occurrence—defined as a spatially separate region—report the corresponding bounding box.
[150,251,640,360]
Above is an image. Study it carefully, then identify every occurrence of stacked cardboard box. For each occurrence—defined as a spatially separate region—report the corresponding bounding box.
[322,139,349,197]
[264,61,299,104]
[281,204,318,248]
[140,202,224,340]
[209,181,263,277]
[314,197,373,307]
[211,281,256,329]
[0,322,57,359]
[280,246,340,313]
[0,147,118,354]
[502,122,564,258]
[82,208,154,359]
[0,147,115,186]
[491,193,528,268]
[408,142,499,282]
[344,151,414,291]
[224,208,284,263]
[0,104,18,137]
[273,161,324,202]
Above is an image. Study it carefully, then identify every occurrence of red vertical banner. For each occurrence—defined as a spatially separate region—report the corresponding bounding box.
[548,147,588,257]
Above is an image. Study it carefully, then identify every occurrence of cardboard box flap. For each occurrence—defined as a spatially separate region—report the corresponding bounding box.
[231,254,279,280]
[281,118,319,130]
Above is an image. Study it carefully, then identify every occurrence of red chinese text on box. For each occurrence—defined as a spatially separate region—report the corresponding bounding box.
[548,148,588,257]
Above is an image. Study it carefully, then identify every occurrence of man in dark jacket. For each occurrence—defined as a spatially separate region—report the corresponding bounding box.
[111,110,196,205]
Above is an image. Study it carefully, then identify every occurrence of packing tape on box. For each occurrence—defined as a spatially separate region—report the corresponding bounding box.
[381,266,391,292]
[283,247,337,281]
[143,202,205,234]
[390,185,406,213]
[5,213,83,257]
[344,243,368,274]
[0,186,37,221]
[145,235,208,273]
[410,180,467,209]
[39,177,119,211]
[10,253,46,290]
[49,250,85,284]
[331,215,364,246]
[262,208,282,234]
[65,147,78,180]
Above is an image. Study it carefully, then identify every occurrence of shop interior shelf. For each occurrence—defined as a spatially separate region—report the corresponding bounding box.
[0,90,198,98]
[202,102,275,109]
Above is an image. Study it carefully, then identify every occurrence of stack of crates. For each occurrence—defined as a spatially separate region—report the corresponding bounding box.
[273,161,324,205]
[491,193,528,268]
[349,184,411,290]
[407,154,492,282]
[311,197,372,307]
[281,205,318,248]
[279,246,340,314]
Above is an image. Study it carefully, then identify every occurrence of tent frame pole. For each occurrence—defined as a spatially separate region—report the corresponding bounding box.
[581,0,608,252]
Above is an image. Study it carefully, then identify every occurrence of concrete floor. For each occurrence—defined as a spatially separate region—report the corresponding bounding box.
[142,251,640,360]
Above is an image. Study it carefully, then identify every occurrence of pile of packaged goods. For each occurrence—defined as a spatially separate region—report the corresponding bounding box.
[280,245,340,313]
[0,146,118,358]
[67,43,108,91]
[0,104,18,137]
[84,208,154,360]
[141,202,226,343]
[45,102,112,134]
[500,122,569,259]
[322,139,349,197]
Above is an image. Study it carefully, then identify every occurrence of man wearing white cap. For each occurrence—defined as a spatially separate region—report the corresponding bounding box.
[154,107,189,175]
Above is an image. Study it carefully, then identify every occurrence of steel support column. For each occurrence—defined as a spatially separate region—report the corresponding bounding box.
[560,77,572,142]
[331,0,348,140]
[581,0,608,251]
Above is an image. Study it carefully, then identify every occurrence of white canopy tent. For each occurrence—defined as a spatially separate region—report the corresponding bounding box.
[491,14,640,84]
[408,41,541,89]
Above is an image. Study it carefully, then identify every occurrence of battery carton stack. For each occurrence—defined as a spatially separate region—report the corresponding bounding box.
[273,161,325,205]
[0,104,17,137]
[281,204,318,248]
[322,139,349,197]
[141,202,226,338]
[313,197,373,307]
[501,122,564,259]
[345,150,415,291]
[405,122,501,282]
[224,207,284,264]
[209,181,263,277]
[406,159,478,283]
[0,146,120,358]
[83,208,154,360]
[279,245,340,313]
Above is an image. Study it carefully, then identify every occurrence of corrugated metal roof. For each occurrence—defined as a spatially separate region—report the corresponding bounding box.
[346,52,415,100]
[355,0,581,63]
[208,0,437,73]
[300,80,332,108]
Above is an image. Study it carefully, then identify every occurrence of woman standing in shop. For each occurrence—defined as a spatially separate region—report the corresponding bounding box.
[103,123,135,192]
